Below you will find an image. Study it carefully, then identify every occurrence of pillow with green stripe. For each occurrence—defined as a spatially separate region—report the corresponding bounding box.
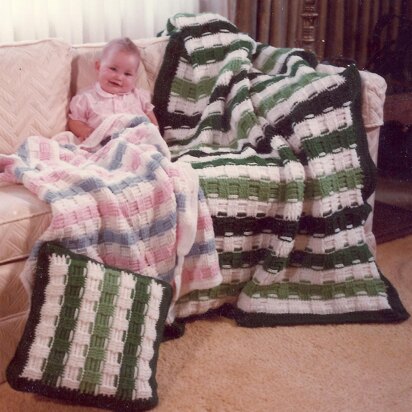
[7,242,172,411]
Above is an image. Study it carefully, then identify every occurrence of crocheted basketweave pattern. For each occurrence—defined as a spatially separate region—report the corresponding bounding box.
[7,242,172,411]
[153,13,409,324]
[0,117,222,322]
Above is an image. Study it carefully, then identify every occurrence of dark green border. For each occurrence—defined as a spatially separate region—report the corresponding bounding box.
[229,272,410,327]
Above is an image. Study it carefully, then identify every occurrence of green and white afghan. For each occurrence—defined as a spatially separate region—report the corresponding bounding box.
[153,13,409,326]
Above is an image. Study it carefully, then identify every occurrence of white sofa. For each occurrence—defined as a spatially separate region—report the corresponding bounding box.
[0,36,386,383]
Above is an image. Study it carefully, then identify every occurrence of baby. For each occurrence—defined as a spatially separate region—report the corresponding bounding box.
[68,37,158,141]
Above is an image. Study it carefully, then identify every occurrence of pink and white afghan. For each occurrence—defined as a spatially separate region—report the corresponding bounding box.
[0,114,222,322]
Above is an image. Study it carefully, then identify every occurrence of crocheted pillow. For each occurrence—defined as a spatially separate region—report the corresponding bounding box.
[6,242,172,411]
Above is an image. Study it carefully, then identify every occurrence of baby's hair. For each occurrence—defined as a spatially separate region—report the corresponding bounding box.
[101,37,140,61]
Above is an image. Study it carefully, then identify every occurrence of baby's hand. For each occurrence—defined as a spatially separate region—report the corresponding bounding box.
[68,118,94,141]
[77,125,94,141]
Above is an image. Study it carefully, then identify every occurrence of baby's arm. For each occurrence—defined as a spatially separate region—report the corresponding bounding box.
[146,110,159,127]
[68,118,94,141]
[68,90,95,141]
[137,89,159,127]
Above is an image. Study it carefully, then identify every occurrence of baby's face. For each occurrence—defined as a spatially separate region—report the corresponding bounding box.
[96,48,139,95]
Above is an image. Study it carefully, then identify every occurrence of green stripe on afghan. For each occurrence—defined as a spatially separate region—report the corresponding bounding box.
[200,177,303,202]
[42,256,87,387]
[80,267,120,395]
[116,276,151,400]
[154,12,409,325]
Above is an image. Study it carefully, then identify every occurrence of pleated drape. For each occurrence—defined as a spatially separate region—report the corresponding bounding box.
[0,0,200,44]
[232,0,304,48]
[317,0,408,69]
[230,0,412,70]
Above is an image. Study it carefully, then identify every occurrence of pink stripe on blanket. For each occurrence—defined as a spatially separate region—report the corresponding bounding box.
[104,244,176,272]
[182,264,221,283]
[39,142,53,160]
[49,188,175,229]
[50,206,98,229]
[164,167,181,178]
[196,214,214,231]
[147,244,176,264]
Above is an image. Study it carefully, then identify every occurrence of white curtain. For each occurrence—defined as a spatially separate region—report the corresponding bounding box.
[0,0,200,44]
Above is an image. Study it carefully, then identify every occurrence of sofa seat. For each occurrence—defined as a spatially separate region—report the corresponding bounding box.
[0,185,51,264]
[0,186,51,382]
[0,259,28,383]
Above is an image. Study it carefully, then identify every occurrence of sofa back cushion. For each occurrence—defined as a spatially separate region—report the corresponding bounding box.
[0,39,72,154]
[71,37,168,98]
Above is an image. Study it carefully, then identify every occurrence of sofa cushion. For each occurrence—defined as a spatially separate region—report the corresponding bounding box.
[135,37,168,92]
[0,39,72,155]
[0,258,29,385]
[71,37,168,97]
[0,259,28,320]
[0,185,51,265]
[0,306,27,384]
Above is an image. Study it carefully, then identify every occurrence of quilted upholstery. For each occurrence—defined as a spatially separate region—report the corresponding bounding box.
[0,39,71,155]
[0,260,28,384]
[0,259,28,321]
[359,71,387,129]
[0,315,27,384]
[0,185,51,265]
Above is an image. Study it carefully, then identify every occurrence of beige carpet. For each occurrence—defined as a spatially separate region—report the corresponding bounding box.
[1,235,411,412]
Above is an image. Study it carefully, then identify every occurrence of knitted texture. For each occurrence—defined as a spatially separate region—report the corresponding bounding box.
[0,115,222,322]
[6,242,172,411]
[153,13,409,324]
